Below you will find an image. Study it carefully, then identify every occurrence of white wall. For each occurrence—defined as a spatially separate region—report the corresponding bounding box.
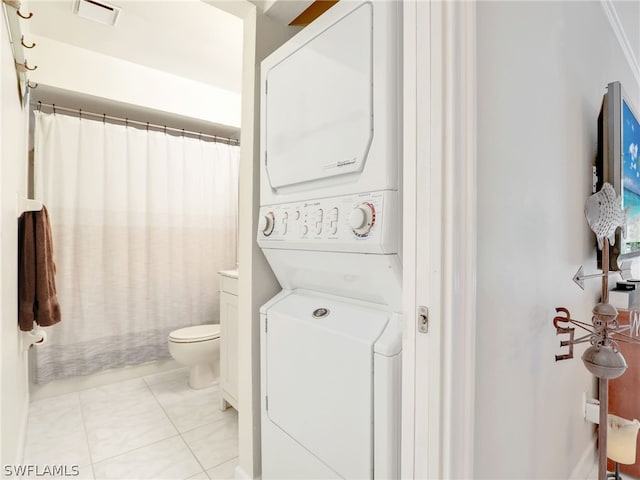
[475,1,639,478]
[26,34,241,129]
[234,6,299,477]
[0,14,30,466]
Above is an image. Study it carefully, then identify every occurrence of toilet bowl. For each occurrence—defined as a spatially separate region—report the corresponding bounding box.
[168,324,221,389]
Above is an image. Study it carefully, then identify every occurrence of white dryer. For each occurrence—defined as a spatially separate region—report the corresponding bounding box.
[260,0,401,203]
[257,0,402,301]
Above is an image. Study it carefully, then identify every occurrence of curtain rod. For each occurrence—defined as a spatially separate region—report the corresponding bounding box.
[34,101,240,146]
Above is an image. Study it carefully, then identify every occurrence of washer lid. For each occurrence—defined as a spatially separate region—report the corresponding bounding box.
[169,324,220,343]
[264,293,390,479]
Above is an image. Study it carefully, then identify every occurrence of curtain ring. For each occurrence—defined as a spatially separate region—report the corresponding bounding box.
[182,129,185,137]
[146,122,149,131]
[198,132,202,141]
[125,118,128,128]
[79,109,82,120]
[103,113,106,124]
[37,100,41,111]
[52,104,56,115]
[164,125,167,135]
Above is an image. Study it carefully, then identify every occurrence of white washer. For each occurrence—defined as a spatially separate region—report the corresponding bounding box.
[260,291,401,479]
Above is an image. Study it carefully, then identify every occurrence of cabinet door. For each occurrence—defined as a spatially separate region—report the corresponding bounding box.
[220,291,239,405]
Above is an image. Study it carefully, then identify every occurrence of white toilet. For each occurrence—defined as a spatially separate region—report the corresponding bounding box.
[168,324,221,389]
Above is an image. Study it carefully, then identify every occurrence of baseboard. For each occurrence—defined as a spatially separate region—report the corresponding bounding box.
[569,440,598,480]
[15,393,29,464]
[234,464,258,480]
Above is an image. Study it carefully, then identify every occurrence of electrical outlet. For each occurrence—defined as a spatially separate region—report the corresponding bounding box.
[583,392,600,424]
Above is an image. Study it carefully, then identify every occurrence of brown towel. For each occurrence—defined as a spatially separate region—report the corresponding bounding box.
[18,205,61,331]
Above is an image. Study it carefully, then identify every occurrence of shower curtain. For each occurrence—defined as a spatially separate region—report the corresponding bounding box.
[32,111,239,384]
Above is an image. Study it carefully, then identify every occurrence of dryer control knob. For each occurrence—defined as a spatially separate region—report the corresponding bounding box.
[259,212,275,236]
[349,203,375,236]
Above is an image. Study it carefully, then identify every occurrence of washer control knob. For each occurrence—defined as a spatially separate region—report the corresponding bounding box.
[259,212,275,236]
[349,203,375,236]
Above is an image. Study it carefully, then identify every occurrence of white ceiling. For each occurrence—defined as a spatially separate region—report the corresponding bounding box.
[25,0,244,94]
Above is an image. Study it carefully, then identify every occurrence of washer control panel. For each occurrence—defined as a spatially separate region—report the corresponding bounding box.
[257,190,398,254]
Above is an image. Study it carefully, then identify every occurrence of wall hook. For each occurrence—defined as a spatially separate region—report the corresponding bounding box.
[26,80,37,89]
[2,0,32,19]
[16,8,32,19]
[20,35,35,49]
[15,60,37,72]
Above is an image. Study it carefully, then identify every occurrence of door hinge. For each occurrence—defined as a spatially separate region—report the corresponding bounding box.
[417,306,429,334]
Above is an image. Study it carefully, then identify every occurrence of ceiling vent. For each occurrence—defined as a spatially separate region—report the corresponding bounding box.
[74,0,121,26]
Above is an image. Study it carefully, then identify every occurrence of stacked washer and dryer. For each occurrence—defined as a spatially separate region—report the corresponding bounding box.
[257,1,402,478]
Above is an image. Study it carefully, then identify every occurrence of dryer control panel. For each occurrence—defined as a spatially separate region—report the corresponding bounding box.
[257,190,398,254]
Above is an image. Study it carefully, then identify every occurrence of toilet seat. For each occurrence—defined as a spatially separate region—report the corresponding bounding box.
[169,324,220,343]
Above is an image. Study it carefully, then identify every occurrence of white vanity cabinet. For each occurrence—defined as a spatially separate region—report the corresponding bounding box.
[218,269,239,411]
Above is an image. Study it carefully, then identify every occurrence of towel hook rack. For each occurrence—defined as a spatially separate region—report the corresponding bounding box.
[20,35,35,49]
[16,194,42,218]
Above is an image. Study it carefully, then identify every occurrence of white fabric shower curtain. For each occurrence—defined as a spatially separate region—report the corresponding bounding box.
[33,111,239,383]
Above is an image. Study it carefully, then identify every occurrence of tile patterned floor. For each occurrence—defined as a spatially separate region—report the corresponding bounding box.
[23,368,238,480]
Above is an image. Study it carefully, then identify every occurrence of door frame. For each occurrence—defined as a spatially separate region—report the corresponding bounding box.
[401,2,477,477]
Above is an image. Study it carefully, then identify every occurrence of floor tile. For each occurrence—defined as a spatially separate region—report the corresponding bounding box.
[92,436,202,480]
[21,464,94,480]
[181,413,238,470]
[185,471,210,480]
[24,368,239,480]
[147,375,203,408]
[80,381,178,462]
[163,390,231,433]
[79,378,150,408]
[143,367,189,386]
[23,392,92,467]
[149,379,231,433]
[206,458,238,479]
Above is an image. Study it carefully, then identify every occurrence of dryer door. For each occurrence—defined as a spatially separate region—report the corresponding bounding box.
[264,293,389,479]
